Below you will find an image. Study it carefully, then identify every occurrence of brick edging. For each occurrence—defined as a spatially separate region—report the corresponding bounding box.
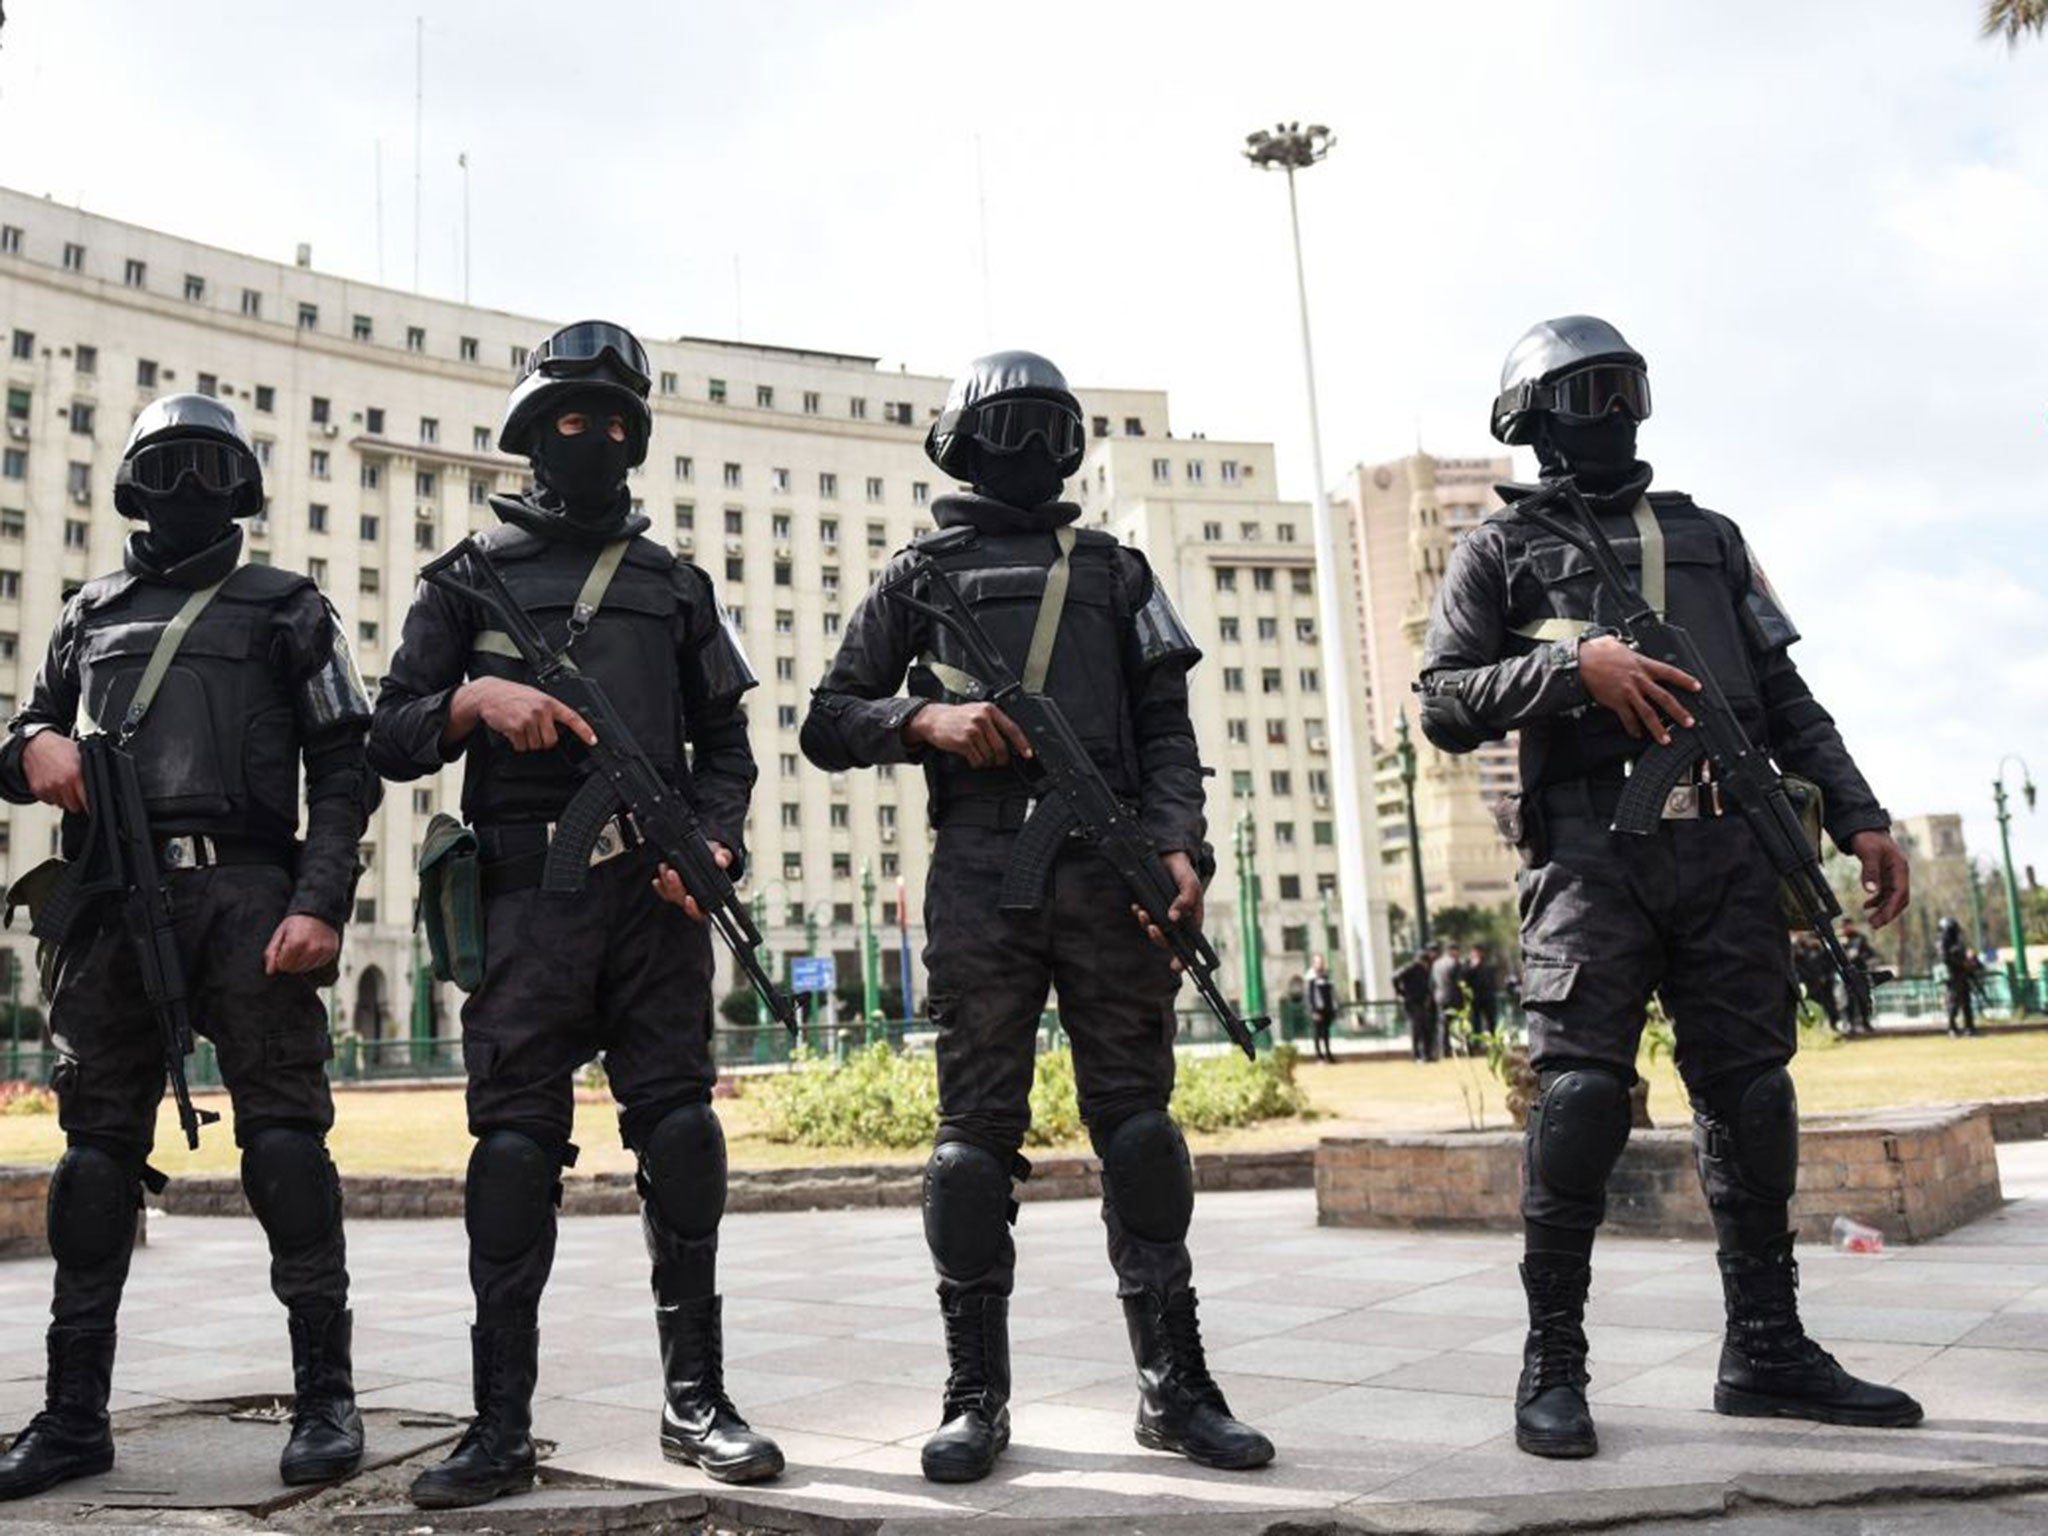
[149,1146,1314,1220]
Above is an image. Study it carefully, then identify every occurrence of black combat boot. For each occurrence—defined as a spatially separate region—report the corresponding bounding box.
[408,1325,540,1509]
[921,1294,1010,1483]
[657,1296,783,1484]
[0,1327,117,1500]
[280,1306,364,1485]
[1713,1234,1923,1427]
[1515,1255,1598,1458]
[1123,1289,1273,1470]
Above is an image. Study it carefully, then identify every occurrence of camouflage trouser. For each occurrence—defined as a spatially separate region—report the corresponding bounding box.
[47,864,336,1152]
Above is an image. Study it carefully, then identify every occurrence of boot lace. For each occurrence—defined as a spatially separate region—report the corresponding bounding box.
[1522,1268,1591,1396]
[1160,1295,1227,1412]
[940,1308,997,1420]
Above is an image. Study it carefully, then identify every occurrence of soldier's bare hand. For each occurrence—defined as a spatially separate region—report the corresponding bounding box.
[904,702,1033,769]
[1847,829,1910,930]
[1130,851,1203,971]
[21,732,86,813]
[264,915,341,976]
[1579,635,1700,745]
[652,843,731,921]
[456,677,597,753]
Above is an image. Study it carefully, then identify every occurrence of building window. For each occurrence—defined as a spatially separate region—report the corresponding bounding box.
[62,243,85,272]
[658,370,677,395]
[1276,521,1296,542]
[820,566,839,596]
[183,273,205,302]
[309,449,329,480]
[866,522,887,551]
[360,567,381,594]
[756,384,774,408]
[415,521,437,550]
[774,655,795,681]
[360,464,381,490]
[509,345,528,372]
[406,326,426,353]
[1271,770,1292,796]
[359,514,380,541]
[1225,718,1249,745]
[819,517,838,546]
[1151,458,1171,485]
[469,477,489,506]
[1296,618,1316,642]
[722,462,741,489]
[823,612,841,635]
[416,471,437,498]
[358,619,379,646]
[74,344,96,375]
[724,508,745,535]
[1300,667,1321,691]
[912,481,930,506]
[802,390,820,414]
[64,518,89,549]
[249,384,273,414]
[1222,667,1245,693]
[1257,617,1278,642]
[252,439,273,468]
[2,451,25,481]
[770,512,791,539]
[1123,416,1144,436]
[9,330,32,361]
[1313,820,1334,847]
[0,226,20,255]
[3,388,25,426]
[708,378,727,404]
[865,476,884,503]
[306,556,328,585]
[352,314,373,341]
[1201,521,1222,542]
[726,556,744,582]
[818,472,838,499]
[675,455,694,482]
[1218,617,1240,642]
[1274,821,1296,847]
[291,301,317,330]
[122,258,147,288]
[66,463,90,502]
[308,504,328,533]
[68,401,94,436]
[0,509,23,536]
[1261,668,1283,694]
[674,502,694,530]
[1221,460,1241,484]
[777,704,798,729]
[460,335,478,362]
[1266,719,1288,745]
[1214,568,1236,593]
[848,397,867,420]
[775,610,794,635]
[1240,520,1261,541]
[0,570,18,599]
[1253,567,1275,592]
[769,467,790,494]
[419,416,438,444]
[1187,461,1205,484]
[310,396,330,425]
[1291,568,1313,595]
[241,288,262,318]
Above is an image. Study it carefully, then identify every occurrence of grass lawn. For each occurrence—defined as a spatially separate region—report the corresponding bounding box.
[0,1029,2039,1179]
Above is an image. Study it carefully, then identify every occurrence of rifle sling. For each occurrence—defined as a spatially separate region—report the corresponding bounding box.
[79,578,229,737]
[472,537,631,663]
[920,525,1077,697]
[1510,498,1663,642]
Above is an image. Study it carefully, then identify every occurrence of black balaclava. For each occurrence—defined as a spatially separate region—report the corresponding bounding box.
[139,484,237,565]
[531,388,637,521]
[972,443,1067,513]
[1535,412,1640,496]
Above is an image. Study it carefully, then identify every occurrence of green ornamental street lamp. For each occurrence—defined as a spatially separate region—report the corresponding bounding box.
[1234,804,1267,1026]
[1395,710,1430,950]
[1994,757,2036,1005]
[860,860,881,1035]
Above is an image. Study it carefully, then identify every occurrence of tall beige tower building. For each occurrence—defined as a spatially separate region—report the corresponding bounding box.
[0,188,1373,1033]
[1333,452,1520,929]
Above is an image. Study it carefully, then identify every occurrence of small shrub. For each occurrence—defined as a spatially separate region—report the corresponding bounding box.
[1168,1044,1310,1134]
[1025,1047,1085,1147]
[0,1080,55,1116]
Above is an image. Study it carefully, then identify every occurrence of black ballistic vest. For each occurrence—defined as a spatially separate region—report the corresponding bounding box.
[457,527,692,826]
[71,564,314,843]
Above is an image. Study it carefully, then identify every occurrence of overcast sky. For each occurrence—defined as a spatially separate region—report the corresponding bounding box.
[4,0,2044,890]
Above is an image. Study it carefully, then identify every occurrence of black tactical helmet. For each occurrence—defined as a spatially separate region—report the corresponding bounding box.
[925,350,1086,481]
[113,393,264,520]
[1490,315,1650,446]
[499,319,654,462]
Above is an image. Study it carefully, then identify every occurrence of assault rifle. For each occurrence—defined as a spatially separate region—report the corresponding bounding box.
[422,538,799,1036]
[1508,477,1893,1020]
[30,735,219,1149]
[879,545,1268,1059]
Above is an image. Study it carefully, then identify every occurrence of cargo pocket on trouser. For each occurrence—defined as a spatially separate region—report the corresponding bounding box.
[1519,959,1581,1009]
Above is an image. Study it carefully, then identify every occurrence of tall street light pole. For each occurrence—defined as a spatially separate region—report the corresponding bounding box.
[1244,121,1378,1002]
[1994,756,2036,1007]
[1396,710,1430,949]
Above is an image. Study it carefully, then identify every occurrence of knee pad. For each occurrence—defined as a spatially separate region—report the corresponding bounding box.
[464,1129,559,1264]
[241,1127,342,1254]
[1528,1068,1633,1201]
[48,1143,142,1271]
[1695,1065,1799,1203]
[1097,1110,1194,1246]
[636,1102,727,1240]
[922,1139,1013,1282]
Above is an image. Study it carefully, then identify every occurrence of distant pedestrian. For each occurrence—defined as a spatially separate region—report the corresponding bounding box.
[1792,934,1839,1032]
[1431,945,1464,1053]
[1940,917,1978,1037]
[1839,922,1876,1035]
[1305,955,1338,1064]
[1394,945,1441,1062]
[1464,945,1500,1042]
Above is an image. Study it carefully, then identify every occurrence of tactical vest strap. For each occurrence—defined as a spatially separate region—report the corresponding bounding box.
[98,578,229,740]
[1021,525,1077,694]
[1509,498,1664,642]
[473,538,632,662]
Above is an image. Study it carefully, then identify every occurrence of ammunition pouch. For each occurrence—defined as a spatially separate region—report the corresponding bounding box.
[4,856,78,999]
[1777,775,1825,929]
[416,813,485,992]
[1492,790,1548,869]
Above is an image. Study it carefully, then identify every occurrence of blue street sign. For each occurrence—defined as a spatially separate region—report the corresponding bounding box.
[790,955,837,994]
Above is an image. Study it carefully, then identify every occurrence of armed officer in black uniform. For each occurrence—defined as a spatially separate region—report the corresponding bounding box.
[0,395,375,1497]
[1418,317,1920,1459]
[803,351,1272,1484]
[369,323,781,1508]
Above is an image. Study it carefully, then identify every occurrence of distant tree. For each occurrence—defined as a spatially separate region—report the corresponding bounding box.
[1984,0,2048,43]
[718,987,756,1027]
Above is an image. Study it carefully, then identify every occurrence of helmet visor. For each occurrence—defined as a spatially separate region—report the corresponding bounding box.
[969,397,1086,461]
[1542,364,1651,424]
[527,321,651,394]
[126,439,254,496]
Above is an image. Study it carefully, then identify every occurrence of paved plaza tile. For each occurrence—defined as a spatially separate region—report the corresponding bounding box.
[0,1144,2042,1530]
